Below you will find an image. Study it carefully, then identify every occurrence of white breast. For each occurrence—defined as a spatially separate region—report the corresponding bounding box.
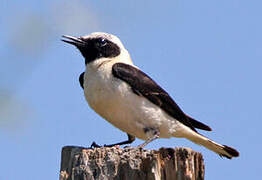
[83,60,183,140]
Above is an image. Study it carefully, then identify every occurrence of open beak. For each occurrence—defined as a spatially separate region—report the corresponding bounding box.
[61,35,86,47]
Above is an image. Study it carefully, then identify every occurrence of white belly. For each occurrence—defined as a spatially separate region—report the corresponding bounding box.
[83,65,184,140]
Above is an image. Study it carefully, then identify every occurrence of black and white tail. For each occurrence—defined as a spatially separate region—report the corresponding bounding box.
[185,131,239,159]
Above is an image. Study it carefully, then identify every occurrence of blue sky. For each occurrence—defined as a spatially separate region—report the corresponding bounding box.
[0,0,261,179]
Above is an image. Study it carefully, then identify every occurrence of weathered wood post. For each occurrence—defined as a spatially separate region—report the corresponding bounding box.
[59,146,204,180]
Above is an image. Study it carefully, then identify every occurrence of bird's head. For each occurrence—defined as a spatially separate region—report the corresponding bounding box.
[62,32,130,65]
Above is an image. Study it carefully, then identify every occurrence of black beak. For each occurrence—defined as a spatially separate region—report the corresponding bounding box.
[61,35,86,47]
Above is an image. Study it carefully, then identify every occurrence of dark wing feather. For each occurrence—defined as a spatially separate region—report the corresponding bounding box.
[79,72,85,89]
[112,63,211,132]
[185,114,212,131]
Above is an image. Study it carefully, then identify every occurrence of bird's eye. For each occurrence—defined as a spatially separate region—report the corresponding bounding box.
[98,38,107,47]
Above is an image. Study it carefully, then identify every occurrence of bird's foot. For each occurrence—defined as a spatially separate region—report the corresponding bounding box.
[137,131,160,149]
[123,146,134,151]
[122,146,143,154]
[90,141,121,148]
[90,141,101,148]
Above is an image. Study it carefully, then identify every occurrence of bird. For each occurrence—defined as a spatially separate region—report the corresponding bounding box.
[62,32,239,159]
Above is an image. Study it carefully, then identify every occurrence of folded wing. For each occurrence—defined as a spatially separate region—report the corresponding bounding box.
[112,63,211,132]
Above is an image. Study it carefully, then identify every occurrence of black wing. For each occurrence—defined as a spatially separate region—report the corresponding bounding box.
[112,63,211,132]
[79,72,85,89]
[185,114,212,131]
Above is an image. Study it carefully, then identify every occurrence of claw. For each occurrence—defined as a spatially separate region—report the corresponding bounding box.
[90,141,101,148]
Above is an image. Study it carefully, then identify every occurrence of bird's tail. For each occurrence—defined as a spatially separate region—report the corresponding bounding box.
[185,132,239,159]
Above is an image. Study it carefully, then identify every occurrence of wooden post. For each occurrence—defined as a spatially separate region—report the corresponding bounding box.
[59,146,204,180]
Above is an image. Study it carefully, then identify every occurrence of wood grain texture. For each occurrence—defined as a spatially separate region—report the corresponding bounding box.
[60,146,204,180]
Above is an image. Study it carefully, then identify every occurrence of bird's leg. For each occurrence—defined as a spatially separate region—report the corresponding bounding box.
[90,141,101,148]
[103,134,136,147]
[137,128,160,149]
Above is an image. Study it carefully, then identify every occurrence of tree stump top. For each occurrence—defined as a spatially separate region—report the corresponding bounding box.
[60,146,204,180]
